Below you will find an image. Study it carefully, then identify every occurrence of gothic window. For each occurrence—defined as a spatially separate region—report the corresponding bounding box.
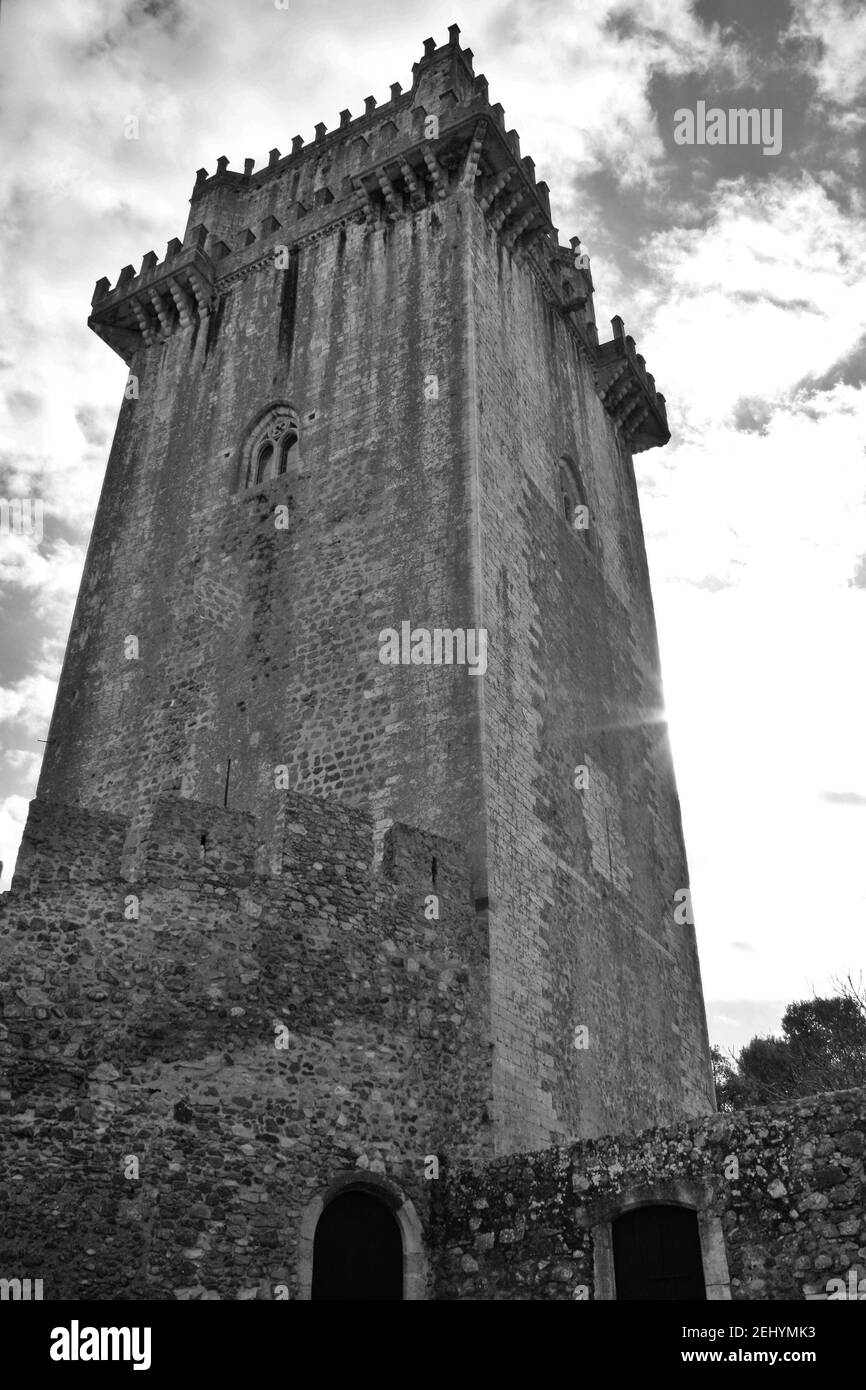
[240,403,301,490]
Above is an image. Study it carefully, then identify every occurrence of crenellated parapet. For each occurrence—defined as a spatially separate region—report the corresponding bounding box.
[595,316,670,452]
[87,23,671,450]
[180,27,558,268]
[88,224,216,365]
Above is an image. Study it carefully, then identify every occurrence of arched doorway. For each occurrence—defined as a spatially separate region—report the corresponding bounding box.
[612,1204,706,1300]
[311,1189,403,1301]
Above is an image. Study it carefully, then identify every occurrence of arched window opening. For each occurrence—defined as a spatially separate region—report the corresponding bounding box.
[612,1205,706,1301]
[311,1190,403,1301]
[277,430,298,476]
[254,441,274,486]
[239,402,301,492]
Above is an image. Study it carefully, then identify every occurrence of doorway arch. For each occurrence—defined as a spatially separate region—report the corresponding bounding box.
[612,1203,706,1300]
[585,1180,731,1300]
[312,1189,402,1300]
[297,1173,427,1300]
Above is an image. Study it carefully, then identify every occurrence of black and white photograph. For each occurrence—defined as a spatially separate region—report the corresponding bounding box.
[0,0,864,1349]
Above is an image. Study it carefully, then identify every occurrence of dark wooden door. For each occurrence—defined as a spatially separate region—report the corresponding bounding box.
[612,1205,706,1300]
[311,1191,403,1301]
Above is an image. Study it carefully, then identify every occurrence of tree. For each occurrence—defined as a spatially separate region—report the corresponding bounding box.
[712,977,866,1111]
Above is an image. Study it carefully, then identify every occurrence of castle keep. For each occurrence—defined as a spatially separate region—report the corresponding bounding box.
[42,22,712,1148]
[2,28,861,1301]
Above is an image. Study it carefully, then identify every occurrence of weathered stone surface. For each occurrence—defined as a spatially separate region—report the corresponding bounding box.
[430,1088,866,1300]
[27,29,707,1159]
[0,792,489,1298]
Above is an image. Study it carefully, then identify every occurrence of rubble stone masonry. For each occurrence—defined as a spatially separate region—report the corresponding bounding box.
[0,793,490,1299]
[431,1088,866,1301]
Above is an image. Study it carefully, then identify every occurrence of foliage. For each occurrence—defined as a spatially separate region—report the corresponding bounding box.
[712,977,866,1111]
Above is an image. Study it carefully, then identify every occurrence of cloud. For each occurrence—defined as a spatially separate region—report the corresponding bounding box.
[706,998,788,1051]
[471,0,744,209]
[0,794,30,892]
[822,790,866,805]
[803,334,866,392]
[0,672,60,734]
[731,397,773,434]
[1,749,41,775]
[731,291,821,315]
[682,573,734,592]
[75,404,115,449]
[789,0,866,105]
[626,178,866,435]
[5,390,44,421]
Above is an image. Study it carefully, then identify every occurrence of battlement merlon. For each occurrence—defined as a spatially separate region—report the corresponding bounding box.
[185,24,483,222]
[88,226,215,363]
[86,25,671,452]
[596,315,670,452]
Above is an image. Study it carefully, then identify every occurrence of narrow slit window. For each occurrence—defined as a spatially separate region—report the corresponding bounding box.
[558,455,589,539]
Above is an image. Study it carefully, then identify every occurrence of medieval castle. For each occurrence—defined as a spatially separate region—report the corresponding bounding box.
[1,27,863,1301]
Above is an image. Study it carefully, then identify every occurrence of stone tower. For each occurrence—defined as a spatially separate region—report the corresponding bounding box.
[5,30,713,1291]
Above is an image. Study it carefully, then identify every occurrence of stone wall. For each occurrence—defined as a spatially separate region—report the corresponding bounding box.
[38,188,488,883]
[0,791,491,1299]
[38,39,492,892]
[430,1088,866,1300]
[466,185,713,1151]
[27,28,710,1159]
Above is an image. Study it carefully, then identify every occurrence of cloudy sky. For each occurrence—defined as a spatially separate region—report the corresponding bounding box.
[1,0,864,1054]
